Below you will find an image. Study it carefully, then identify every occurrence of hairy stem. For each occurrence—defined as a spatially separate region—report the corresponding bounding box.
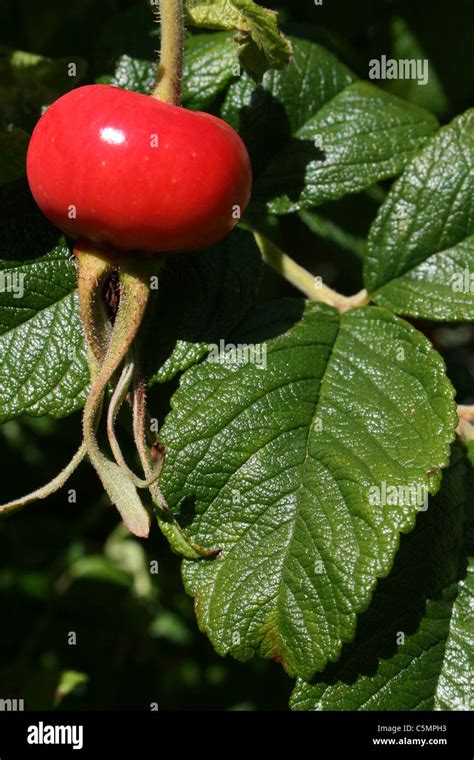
[132,374,167,512]
[0,442,87,515]
[253,232,370,313]
[76,245,113,367]
[152,0,185,105]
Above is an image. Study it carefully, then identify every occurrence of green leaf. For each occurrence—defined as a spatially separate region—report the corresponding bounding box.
[182,32,239,110]
[291,446,471,711]
[160,300,457,679]
[149,228,262,384]
[222,45,437,215]
[0,127,29,186]
[434,557,474,710]
[0,182,89,422]
[364,110,474,321]
[103,53,155,95]
[184,0,292,81]
[221,38,356,176]
[103,33,239,111]
[435,450,474,711]
[256,82,439,214]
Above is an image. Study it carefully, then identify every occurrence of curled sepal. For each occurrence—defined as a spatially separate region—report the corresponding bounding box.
[107,356,162,489]
[93,458,151,538]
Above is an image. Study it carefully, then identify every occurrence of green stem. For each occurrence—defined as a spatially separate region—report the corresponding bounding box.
[152,0,185,105]
[253,232,370,313]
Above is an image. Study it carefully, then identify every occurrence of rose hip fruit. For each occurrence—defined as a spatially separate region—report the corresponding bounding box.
[26,84,252,253]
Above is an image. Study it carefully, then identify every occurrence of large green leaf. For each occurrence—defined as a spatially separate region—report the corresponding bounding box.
[222,43,437,215]
[291,447,472,711]
[160,300,457,680]
[0,183,89,422]
[255,82,439,214]
[221,38,356,176]
[184,0,292,81]
[364,110,474,321]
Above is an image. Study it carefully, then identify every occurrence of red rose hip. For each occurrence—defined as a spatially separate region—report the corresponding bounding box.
[26,84,252,253]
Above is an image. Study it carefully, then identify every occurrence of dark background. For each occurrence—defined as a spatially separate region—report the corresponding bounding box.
[0,0,473,709]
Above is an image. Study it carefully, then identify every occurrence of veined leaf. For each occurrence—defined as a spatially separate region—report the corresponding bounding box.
[434,558,474,710]
[364,110,474,320]
[160,300,457,680]
[435,447,474,710]
[222,43,437,214]
[182,32,239,110]
[221,38,356,176]
[0,182,89,422]
[291,447,472,711]
[256,82,439,214]
[102,54,155,95]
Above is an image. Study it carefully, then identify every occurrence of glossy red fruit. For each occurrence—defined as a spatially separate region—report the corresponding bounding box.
[26,84,252,253]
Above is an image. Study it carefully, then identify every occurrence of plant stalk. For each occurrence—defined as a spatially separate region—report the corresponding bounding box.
[253,231,370,313]
[152,0,185,105]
